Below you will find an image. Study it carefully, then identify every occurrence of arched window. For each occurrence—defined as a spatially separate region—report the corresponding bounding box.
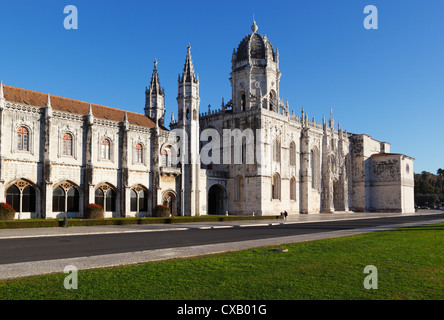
[106,189,116,212]
[6,181,37,214]
[130,189,137,212]
[272,173,281,200]
[53,186,65,212]
[17,127,29,151]
[139,189,148,212]
[234,175,244,202]
[130,187,149,213]
[311,150,315,185]
[95,188,104,209]
[241,93,246,111]
[135,144,143,163]
[6,185,20,212]
[273,139,280,162]
[67,187,79,212]
[311,148,320,189]
[62,133,73,156]
[269,90,276,111]
[22,185,36,212]
[289,142,296,166]
[101,139,110,160]
[162,148,172,167]
[53,184,80,212]
[290,177,296,201]
[95,185,116,212]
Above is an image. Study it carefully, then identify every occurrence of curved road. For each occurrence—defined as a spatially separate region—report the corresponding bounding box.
[1,213,443,265]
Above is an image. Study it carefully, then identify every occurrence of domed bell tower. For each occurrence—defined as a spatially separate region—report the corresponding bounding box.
[230,20,281,113]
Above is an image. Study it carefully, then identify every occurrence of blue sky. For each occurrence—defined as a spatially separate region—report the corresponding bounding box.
[1,0,443,174]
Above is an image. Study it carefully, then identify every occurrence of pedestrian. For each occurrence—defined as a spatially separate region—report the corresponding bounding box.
[284,211,288,220]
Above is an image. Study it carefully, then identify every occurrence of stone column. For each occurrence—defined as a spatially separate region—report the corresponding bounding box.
[119,112,129,217]
[300,127,310,214]
[84,105,94,213]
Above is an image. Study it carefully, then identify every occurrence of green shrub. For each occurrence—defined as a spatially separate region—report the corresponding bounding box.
[153,205,171,217]
[84,203,104,219]
[0,202,15,220]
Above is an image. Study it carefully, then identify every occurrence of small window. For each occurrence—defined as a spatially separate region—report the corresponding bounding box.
[162,148,172,167]
[272,173,281,200]
[241,93,246,111]
[17,127,29,151]
[290,177,296,201]
[101,139,110,160]
[273,139,280,162]
[135,144,143,163]
[290,142,296,166]
[62,133,73,156]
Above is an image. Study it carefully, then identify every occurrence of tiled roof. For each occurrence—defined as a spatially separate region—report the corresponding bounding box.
[3,84,156,129]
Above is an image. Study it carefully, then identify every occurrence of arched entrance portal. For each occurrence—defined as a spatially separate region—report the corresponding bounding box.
[162,191,177,216]
[208,184,225,215]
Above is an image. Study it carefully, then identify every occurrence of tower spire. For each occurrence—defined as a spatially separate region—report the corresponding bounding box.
[251,15,258,33]
[149,58,163,94]
[329,107,334,128]
[181,44,197,83]
[145,59,165,126]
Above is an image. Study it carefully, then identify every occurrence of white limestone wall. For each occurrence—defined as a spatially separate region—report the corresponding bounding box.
[369,154,415,213]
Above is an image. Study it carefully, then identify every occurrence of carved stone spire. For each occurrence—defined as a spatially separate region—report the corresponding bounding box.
[45,94,52,119]
[88,103,94,124]
[180,44,198,83]
[148,59,163,95]
[146,59,166,126]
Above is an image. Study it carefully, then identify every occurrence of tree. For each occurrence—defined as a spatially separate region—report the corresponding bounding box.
[437,168,444,194]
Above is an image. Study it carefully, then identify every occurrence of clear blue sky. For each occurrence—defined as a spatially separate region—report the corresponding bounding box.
[1,0,443,174]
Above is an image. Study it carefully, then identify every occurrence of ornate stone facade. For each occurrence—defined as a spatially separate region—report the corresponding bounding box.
[0,21,415,219]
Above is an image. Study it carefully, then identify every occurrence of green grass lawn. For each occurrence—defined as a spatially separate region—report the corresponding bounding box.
[0,223,443,300]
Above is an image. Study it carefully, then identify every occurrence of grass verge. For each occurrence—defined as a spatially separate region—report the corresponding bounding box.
[0,223,443,300]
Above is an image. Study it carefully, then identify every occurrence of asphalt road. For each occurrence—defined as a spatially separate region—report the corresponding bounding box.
[1,213,443,265]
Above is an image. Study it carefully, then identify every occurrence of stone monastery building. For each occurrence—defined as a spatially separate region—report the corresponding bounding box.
[0,21,415,219]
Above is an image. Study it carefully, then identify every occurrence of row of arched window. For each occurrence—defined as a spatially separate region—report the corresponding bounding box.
[16,126,146,163]
[4,180,151,214]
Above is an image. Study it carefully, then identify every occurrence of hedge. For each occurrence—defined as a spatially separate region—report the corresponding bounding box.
[0,215,283,229]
